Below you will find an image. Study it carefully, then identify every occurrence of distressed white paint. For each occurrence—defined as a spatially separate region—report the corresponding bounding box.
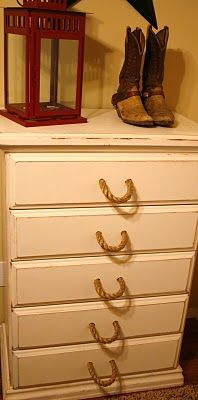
[1,324,184,400]
[0,111,198,399]
[11,252,194,306]
[12,334,181,388]
[9,206,198,260]
[0,110,198,148]
[11,294,187,349]
[6,152,198,207]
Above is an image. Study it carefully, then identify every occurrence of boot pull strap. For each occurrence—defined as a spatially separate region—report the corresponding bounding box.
[127,89,141,97]
[112,89,140,107]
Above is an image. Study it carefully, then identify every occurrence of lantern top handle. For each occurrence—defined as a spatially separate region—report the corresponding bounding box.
[16,0,68,11]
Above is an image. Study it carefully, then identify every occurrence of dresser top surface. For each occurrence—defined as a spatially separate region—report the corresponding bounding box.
[0,109,198,149]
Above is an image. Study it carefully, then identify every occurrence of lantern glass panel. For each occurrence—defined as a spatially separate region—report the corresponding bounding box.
[7,34,26,113]
[39,38,78,113]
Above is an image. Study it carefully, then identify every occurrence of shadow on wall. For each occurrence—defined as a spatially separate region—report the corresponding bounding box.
[164,48,198,123]
[82,29,197,117]
[176,50,198,121]
[164,49,185,112]
[82,35,187,110]
[82,15,123,109]
[83,35,112,108]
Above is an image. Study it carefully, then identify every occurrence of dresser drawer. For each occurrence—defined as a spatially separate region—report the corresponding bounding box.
[6,153,198,207]
[11,253,194,306]
[9,206,198,260]
[12,295,187,349]
[12,334,181,388]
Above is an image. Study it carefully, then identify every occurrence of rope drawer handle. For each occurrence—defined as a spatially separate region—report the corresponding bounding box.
[99,178,133,204]
[87,360,118,387]
[96,230,128,252]
[89,321,121,344]
[94,277,126,300]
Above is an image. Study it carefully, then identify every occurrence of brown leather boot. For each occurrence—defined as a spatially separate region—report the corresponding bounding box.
[142,25,174,127]
[112,27,153,127]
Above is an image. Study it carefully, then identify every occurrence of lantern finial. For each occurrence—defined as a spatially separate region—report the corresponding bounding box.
[19,1,68,10]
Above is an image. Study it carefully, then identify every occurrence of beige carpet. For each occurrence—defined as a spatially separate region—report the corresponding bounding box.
[89,385,198,400]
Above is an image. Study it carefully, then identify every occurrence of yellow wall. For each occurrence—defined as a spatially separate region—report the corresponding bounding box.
[1,0,198,122]
[0,0,198,317]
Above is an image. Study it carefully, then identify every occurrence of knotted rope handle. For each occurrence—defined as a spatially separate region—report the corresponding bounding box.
[96,230,128,252]
[99,178,133,204]
[94,277,126,300]
[89,321,120,344]
[87,360,118,387]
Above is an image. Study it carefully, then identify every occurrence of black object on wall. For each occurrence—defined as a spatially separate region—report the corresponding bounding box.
[67,0,158,29]
[127,0,157,29]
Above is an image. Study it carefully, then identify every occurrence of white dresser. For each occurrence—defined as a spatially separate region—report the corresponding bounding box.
[0,109,198,400]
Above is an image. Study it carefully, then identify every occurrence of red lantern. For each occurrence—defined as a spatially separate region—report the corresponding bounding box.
[0,0,87,126]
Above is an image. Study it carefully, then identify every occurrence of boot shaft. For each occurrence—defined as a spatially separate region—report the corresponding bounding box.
[142,25,174,127]
[119,27,145,88]
[143,25,169,91]
[112,26,145,106]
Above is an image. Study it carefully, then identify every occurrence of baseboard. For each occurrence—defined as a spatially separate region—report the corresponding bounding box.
[187,307,198,319]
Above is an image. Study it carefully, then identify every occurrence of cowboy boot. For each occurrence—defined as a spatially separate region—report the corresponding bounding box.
[112,27,153,126]
[142,25,174,127]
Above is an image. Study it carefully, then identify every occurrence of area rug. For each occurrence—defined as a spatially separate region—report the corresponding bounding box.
[89,385,198,400]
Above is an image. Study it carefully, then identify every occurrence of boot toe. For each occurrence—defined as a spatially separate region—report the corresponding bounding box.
[144,96,174,127]
[117,97,154,127]
[154,115,174,127]
[149,109,174,126]
[122,114,153,126]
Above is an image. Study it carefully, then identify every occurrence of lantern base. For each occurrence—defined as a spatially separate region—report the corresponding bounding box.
[0,110,87,127]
